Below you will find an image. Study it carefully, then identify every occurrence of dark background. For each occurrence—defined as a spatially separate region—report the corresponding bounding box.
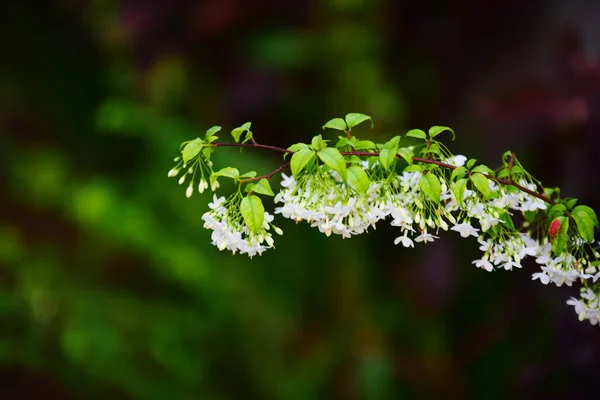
[1,0,600,399]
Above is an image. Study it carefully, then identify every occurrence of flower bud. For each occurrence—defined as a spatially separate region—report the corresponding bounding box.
[186,184,194,198]
[168,168,179,177]
[178,176,186,185]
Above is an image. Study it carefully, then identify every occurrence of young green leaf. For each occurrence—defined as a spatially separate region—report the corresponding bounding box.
[379,148,396,171]
[450,166,467,182]
[572,205,599,242]
[240,195,265,234]
[551,216,569,254]
[231,122,251,143]
[428,126,455,140]
[251,179,275,196]
[347,166,370,193]
[470,173,492,198]
[182,138,203,163]
[404,164,423,173]
[214,167,240,181]
[573,205,599,227]
[244,183,254,192]
[317,148,347,180]
[397,147,414,165]
[345,113,374,130]
[471,165,493,175]
[548,203,567,221]
[453,179,468,206]
[419,173,442,204]
[311,134,327,151]
[354,140,376,150]
[239,171,258,179]
[205,126,222,138]
[566,198,579,210]
[290,149,316,177]
[466,158,477,169]
[335,137,351,148]
[405,129,426,140]
[322,118,347,131]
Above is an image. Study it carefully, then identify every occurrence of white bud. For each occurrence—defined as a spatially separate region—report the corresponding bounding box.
[188,167,194,174]
[186,184,194,198]
[198,181,205,194]
[174,157,181,162]
[178,176,186,185]
[211,180,220,191]
[168,168,179,178]
[274,226,283,235]
[438,220,448,231]
[265,235,275,247]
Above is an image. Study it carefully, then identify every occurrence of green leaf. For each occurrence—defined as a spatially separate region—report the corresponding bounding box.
[404,164,423,173]
[239,171,257,179]
[322,118,347,131]
[428,126,455,140]
[244,183,254,192]
[214,167,240,181]
[354,140,376,150]
[453,179,468,206]
[466,159,477,169]
[347,166,370,194]
[251,179,275,196]
[565,198,578,210]
[205,126,222,138]
[421,142,442,157]
[335,137,351,148]
[451,166,467,182]
[240,195,265,234]
[552,216,569,254]
[496,168,509,179]
[242,131,253,144]
[379,148,396,171]
[471,165,493,175]
[290,149,316,177]
[572,205,599,243]
[317,148,347,180]
[311,134,327,151]
[349,155,363,164]
[405,129,426,140]
[397,147,414,165]
[345,113,374,130]
[498,211,516,230]
[548,204,567,221]
[231,122,251,143]
[181,138,203,163]
[573,205,599,227]
[470,173,492,198]
[419,173,442,204]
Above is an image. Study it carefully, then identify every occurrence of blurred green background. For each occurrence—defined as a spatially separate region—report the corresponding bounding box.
[1,0,600,399]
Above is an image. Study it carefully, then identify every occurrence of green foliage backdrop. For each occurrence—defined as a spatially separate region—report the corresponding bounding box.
[1,0,600,399]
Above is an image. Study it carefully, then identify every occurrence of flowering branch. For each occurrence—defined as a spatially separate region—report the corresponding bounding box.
[210,142,557,206]
[168,113,600,326]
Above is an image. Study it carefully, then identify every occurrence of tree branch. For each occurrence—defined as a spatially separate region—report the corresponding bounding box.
[211,142,557,205]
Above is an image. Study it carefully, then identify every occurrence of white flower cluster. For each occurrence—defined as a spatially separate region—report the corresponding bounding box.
[202,195,282,258]
[567,288,600,325]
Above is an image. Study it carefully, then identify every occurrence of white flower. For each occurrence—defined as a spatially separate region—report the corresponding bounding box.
[472,258,494,272]
[450,222,480,238]
[415,232,438,243]
[394,234,414,248]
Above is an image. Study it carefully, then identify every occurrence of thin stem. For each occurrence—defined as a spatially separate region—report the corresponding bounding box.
[211,142,557,205]
[240,163,291,183]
